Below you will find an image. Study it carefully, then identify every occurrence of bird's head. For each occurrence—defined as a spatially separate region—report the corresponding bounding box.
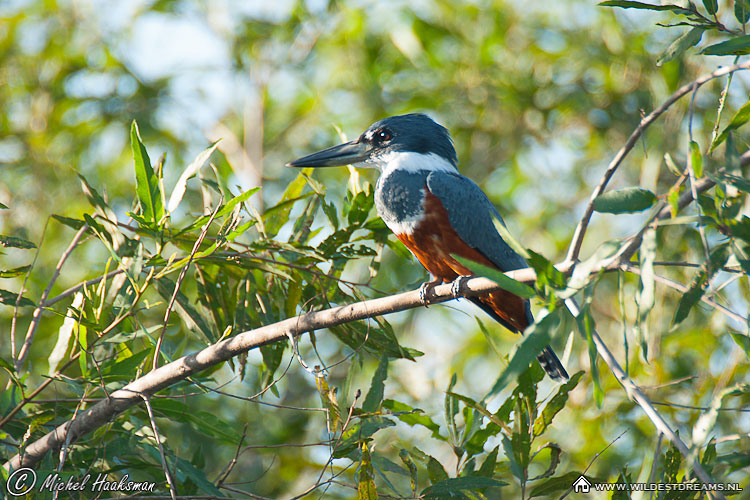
[287,113,458,171]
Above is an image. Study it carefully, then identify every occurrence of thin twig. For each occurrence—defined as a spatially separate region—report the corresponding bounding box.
[215,424,247,488]
[46,268,125,307]
[15,223,89,371]
[153,200,222,370]
[10,218,50,364]
[141,395,177,500]
[566,61,750,263]
[564,297,723,498]
[621,263,746,324]
[559,430,628,499]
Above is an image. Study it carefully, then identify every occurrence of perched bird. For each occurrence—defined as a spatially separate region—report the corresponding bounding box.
[288,113,568,381]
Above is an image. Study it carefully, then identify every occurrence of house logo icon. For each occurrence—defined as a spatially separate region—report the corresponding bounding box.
[573,475,591,493]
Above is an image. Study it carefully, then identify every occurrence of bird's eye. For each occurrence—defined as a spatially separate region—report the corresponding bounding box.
[377,130,392,142]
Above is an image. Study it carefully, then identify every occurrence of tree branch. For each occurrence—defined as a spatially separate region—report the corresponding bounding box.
[1,270,558,472]
[563,298,723,497]
[565,61,750,263]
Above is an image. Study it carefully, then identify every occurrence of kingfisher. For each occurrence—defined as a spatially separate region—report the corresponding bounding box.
[287,113,568,381]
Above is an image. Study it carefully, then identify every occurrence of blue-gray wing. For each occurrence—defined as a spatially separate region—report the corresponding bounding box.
[425,171,527,272]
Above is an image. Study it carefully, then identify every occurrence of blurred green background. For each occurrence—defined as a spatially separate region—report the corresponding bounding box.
[2,0,749,498]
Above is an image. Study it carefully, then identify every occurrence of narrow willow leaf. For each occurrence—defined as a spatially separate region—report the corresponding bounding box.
[363,355,388,413]
[49,293,83,375]
[383,399,443,439]
[131,121,164,225]
[454,256,536,299]
[0,289,34,307]
[167,140,220,214]
[710,100,750,151]
[672,245,729,327]
[533,371,584,436]
[0,235,36,249]
[701,34,750,56]
[399,449,418,496]
[358,442,378,500]
[635,227,656,360]
[730,332,750,359]
[689,140,703,178]
[426,455,449,484]
[736,0,750,23]
[575,298,604,407]
[315,372,341,433]
[598,1,693,15]
[593,187,657,214]
[0,265,31,278]
[657,27,704,66]
[486,311,557,398]
[692,383,750,446]
[422,477,507,498]
[702,0,718,14]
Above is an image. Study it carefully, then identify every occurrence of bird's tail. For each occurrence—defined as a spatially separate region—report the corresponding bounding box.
[537,346,569,382]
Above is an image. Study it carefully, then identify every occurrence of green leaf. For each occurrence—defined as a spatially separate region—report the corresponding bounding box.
[593,187,657,214]
[486,310,558,398]
[730,331,750,359]
[399,449,418,495]
[382,399,443,439]
[131,120,164,225]
[333,417,396,458]
[0,289,35,307]
[672,245,729,327]
[167,140,220,213]
[692,383,750,446]
[689,140,703,178]
[710,100,750,151]
[736,0,750,23]
[363,355,388,413]
[358,442,378,500]
[575,297,604,407]
[477,445,499,478]
[529,472,595,498]
[454,256,536,299]
[701,34,750,56]
[0,234,37,249]
[426,455,449,484]
[422,477,508,499]
[51,215,87,230]
[0,202,6,209]
[315,373,342,434]
[533,371,584,436]
[176,187,260,236]
[346,188,374,227]
[598,1,693,15]
[664,442,682,482]
[527,250,568,290]
[635,227,656,360]
[0,265,31,278]
[702,0,718,15]
[707,171,750,192]
[657,27,704,66]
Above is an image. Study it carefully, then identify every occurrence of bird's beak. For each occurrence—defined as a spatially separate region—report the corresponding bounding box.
[286,140,370,168]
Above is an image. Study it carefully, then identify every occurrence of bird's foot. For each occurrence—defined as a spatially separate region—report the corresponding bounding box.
[418,277,442,307]
[451,275,470,299]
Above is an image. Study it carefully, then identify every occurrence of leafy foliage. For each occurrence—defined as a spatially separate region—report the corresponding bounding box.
[1,0,750,498]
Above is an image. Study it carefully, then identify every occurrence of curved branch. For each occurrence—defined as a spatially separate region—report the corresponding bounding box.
[2,269,559,472]
[564,298,722,497]
[565,61,750,263]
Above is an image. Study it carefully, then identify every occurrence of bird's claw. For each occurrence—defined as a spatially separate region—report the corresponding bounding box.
[451,276,469,299]
[418,278,441,307]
